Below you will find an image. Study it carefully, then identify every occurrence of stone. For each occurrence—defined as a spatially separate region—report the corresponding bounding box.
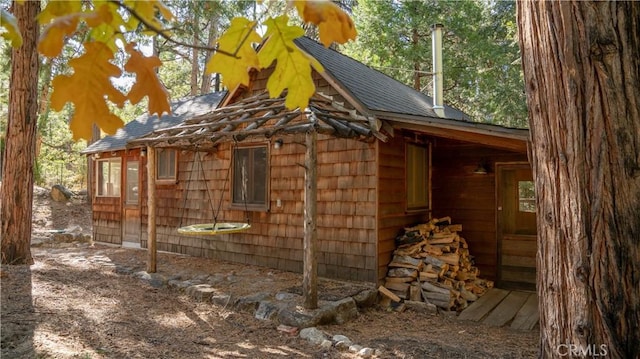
[335,341,351,351]
[235,292,270,312]
[277,307,319,328]
[211,294,233,307]
[186,284,217,302]
[320,339,333,350]
[255,301,280,321]
[276,324,299,336]
[352,289,378,308]
[133,271,152,280]
[299,327,327,345]
[275,292,299,301]
[51,184,73,202]
[349,344,363,353]
[332,334,351,344]
[148,273,167,288]
[358,347,374,358]
[404,300,438,314]
[327,297,359,324]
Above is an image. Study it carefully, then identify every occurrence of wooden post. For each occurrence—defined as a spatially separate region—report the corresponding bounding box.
[146,146,157,273]
[303,130,318,309]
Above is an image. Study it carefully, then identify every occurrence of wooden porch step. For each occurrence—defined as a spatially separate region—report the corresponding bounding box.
[510,292,539,330]
[457,288,510,322]
[482,291,530,327]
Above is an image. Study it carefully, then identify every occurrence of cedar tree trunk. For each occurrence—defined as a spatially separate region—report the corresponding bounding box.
[1,1,40,264]
[517,1,640,357]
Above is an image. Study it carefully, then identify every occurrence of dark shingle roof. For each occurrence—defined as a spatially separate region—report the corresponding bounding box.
[294,37,469,121]
[82,92,226,154]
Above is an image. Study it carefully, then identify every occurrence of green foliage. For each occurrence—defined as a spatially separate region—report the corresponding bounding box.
[344,0,527,128]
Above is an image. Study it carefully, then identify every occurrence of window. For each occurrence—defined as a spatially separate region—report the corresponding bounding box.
[518,181,536,212]
[97,158,121,197]
[406,143,430,210]
[125,160,139,204]
[232,145,268,209]
[157,149,176,180]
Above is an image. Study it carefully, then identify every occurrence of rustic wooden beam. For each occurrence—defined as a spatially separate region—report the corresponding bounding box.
[146,146,157,273]
[303,129,318,309]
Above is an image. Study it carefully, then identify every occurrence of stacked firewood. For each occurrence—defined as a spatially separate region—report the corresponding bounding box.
[378,216,493,311]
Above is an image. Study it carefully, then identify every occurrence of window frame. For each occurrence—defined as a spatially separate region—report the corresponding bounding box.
[231,143,269,212]
[156,148,177,183]
[125,159,140,205]
[96,157,122,198]
[405,142,431,212]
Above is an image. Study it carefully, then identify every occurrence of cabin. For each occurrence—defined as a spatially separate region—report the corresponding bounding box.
[83,37,536,291]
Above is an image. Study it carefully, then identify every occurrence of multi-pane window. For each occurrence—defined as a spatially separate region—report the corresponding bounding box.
[233,146,268,208]
[97,158,121,197]
[157,149,176,180]
[518,181,536,213]
[125,160,139,204]
[406,143,430,210]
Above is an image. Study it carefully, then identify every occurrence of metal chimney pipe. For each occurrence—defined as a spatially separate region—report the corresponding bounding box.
[431,24,445,117]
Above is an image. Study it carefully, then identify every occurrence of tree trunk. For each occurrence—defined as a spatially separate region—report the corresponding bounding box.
[517,1,640,357]
[1,1,40,265]
[190,10,200,96]
[200,15,218,94]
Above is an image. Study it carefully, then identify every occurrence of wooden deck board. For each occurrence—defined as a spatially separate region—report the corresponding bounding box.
[458,288,510,322]
[510,292,539,330]
[482,291,530,327]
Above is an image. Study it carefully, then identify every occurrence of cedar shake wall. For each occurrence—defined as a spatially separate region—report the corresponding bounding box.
[430,138,529,281]
[376,134,430,283]
[139,135,378,282]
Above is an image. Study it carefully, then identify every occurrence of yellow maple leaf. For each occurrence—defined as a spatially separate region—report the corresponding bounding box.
[206,17,262,91]
[124,43,170,117]
[38,0,82,25]
[50,42,127,141]
[38,13,81,57]
[123,0,173,32]
[0,9,22,47]
[292,0,357,47]
[259,15,323,110]
[88,2,127,52]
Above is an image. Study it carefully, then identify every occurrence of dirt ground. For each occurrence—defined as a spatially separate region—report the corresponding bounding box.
[1,187,539,358]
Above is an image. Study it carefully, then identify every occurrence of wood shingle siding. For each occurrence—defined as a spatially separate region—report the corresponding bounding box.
[431,139,529,281]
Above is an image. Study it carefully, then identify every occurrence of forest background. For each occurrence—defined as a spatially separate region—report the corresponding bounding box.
[0,0,525,190]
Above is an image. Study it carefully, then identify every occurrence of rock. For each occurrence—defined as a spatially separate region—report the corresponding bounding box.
[186,284,217,302]
[404,300,438,314]
[332,334,352,344]
[277,307,319,328]
[276,324,299,336]
[133,271,152,280]
[211,294,234,307]
[327,297,359,324]
[235,292,270,312]
[352,289,378,308]
[299,327,327,345]
[51,184,73,202]
[320,339,333,350]
[275,292,299,301]
[335,340,351,351]
[148,273,167,288]
[255,301,280,321]
[349,344,363,353]
[357,347,374,358]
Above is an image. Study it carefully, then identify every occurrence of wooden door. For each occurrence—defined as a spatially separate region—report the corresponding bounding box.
[497,163,537,290]
[122,158,141,247]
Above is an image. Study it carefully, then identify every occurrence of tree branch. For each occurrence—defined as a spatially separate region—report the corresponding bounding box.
[109,0,239,58]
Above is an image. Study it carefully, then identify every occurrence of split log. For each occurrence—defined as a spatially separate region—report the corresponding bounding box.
[428,233,458,244]
[387,268,417,278]
[384,281,410,293]
[378,285,401,302]
[389,254,424,270]
[384,276,415,283]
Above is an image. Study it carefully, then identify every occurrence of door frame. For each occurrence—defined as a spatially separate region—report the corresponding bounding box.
[495,162,537,290]
[122,155,142,248]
